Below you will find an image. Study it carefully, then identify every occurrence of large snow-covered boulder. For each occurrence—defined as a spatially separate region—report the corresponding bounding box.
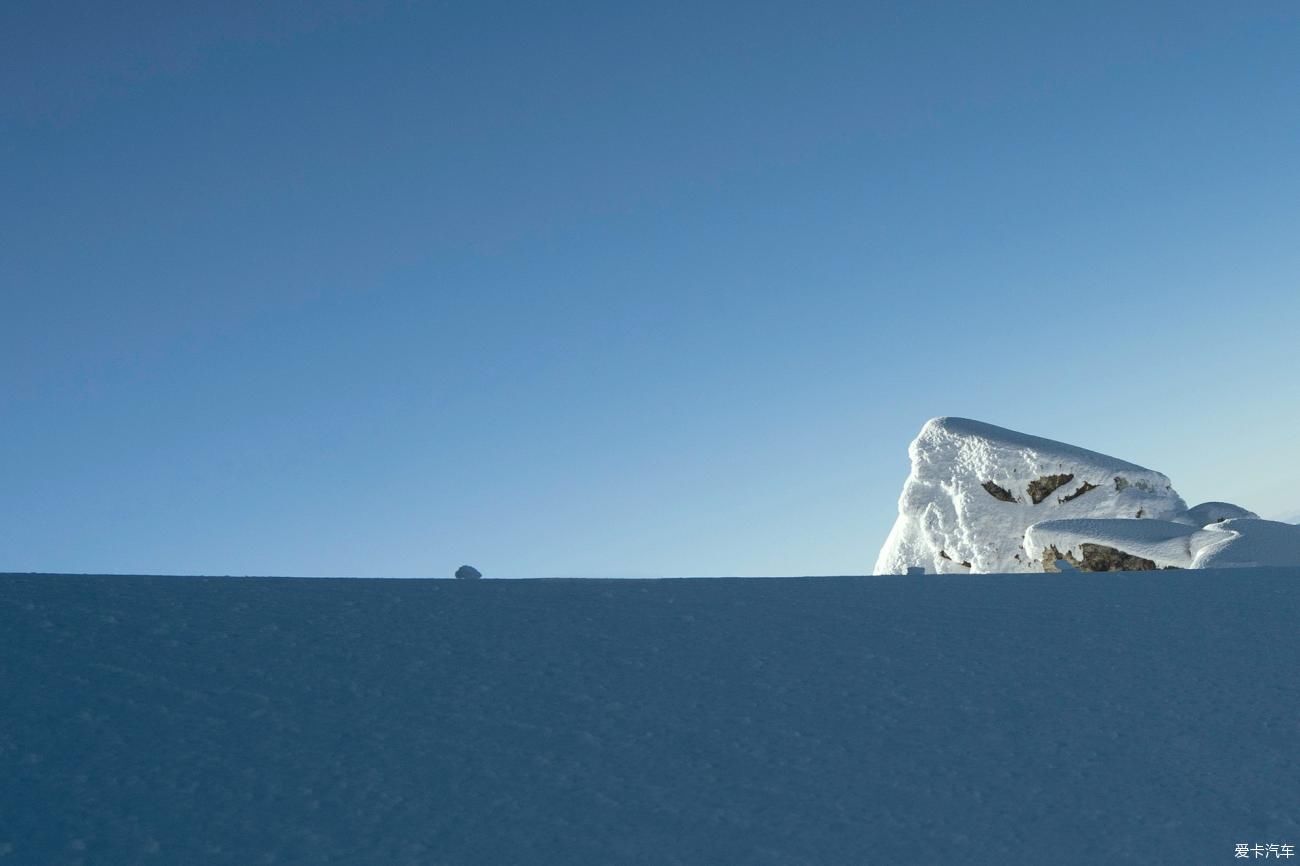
[874,417,1300,574]
[874,418,1187,574]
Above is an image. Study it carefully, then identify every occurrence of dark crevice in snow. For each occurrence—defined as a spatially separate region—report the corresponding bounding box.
[939,549,972,569]
[981,481,1017,503]
[1027,474,1074,504]
[1059,481,1099,503]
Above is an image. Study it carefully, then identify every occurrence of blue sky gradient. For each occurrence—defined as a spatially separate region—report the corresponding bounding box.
[4,1,1299,576]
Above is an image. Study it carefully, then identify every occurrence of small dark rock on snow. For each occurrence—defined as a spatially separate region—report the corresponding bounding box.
[454,565,482,580]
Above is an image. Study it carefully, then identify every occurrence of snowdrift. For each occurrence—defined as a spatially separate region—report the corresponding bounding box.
[1026,517,1300,571]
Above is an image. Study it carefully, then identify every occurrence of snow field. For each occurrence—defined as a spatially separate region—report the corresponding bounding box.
[3,571,1298,865]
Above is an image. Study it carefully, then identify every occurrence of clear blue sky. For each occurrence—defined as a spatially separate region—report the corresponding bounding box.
[4,1,1299,577]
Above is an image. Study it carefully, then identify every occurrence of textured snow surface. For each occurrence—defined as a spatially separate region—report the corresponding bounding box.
[875,418,1186,574]
[5,572,1300,866]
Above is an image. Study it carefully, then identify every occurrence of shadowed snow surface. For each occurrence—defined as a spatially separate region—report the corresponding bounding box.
[3,572,1299,865]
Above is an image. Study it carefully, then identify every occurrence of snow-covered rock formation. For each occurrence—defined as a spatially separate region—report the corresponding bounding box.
[874,418,1187,575]
[874,417,1300,574]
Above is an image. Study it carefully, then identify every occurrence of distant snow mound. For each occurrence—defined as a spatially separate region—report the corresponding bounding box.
[1173,519,1300,569]
[1174,502,1259,526]
[874,418,1186,574]
[875,418,1300,574]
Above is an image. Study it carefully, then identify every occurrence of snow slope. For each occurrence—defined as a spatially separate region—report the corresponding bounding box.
[4,571,1299,866]
[1193,519,1300,568]
[875,418,1186,574]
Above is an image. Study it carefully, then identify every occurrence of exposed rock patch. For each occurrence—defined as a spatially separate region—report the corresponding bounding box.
[1060,482,1098,503]
[982,481,1017,503]
[1041,543,1172,572]
[1027,474,1074,504]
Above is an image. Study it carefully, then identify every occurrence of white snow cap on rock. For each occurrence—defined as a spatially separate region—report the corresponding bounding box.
[874,418,1186,574]
[875,417,1300,573]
